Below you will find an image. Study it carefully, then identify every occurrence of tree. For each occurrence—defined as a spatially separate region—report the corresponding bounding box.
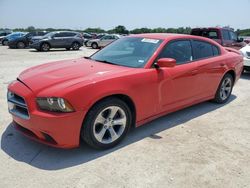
[26,26,35,32]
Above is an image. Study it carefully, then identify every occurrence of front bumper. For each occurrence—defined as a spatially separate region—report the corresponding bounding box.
[8,80,86,148]
[243,57,250,67]
[29,42,40,49]
[7,41,17,48]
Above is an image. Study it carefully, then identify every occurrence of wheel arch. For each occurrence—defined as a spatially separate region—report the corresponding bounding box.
[80,93,137,139]
[224,69,236,85]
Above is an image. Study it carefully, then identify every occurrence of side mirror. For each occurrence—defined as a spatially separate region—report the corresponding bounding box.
[155,58,176,68]
[237,38,244,42]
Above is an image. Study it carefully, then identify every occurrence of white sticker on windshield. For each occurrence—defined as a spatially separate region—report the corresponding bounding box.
[141,38,159,44]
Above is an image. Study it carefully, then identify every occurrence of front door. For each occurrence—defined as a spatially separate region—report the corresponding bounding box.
[155,40,199,112]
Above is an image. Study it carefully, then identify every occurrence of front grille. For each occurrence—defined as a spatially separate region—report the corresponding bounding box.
[8,91,30,119]
[246,52,250,58]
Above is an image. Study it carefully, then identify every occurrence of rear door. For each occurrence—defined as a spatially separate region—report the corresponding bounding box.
[192,40,224,98]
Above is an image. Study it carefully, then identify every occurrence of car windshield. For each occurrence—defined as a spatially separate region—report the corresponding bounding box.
[90,37,163,68]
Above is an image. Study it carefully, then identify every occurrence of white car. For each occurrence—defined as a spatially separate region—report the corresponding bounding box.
[240,45,250,72]
[86,34,121,49]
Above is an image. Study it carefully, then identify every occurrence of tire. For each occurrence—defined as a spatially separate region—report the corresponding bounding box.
[16,41,25,49]
[40,43,50,52]
[2,40,8,46]
[71,42,80,50]
[66,47,71,50]
[81,97,132,150]
[91,42,98,49]
[213,73,233,104]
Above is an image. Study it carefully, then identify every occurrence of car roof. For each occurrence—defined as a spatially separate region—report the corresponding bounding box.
[130,33,211,40]
[128,33,222,47]
[192,27,234,31]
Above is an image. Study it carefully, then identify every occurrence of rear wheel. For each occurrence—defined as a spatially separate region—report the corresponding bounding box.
[213,73,233,104]
[40,43,50,52]
[81,98,132,149]
[71,42,80,50]
[91,42,98,49]
[17,41,25,49]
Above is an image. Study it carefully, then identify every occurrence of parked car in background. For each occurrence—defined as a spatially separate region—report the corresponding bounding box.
[86,34,121,49]
[1,32,26,46]
[0,30,12,44]
[191,27,246,50]
[82,32,94,45]
[244,37,250,44]
[84,33,107,46]
[7,34,243,149]
[240,44,250,72]
[8,31,48,49]
[29,31,84,51]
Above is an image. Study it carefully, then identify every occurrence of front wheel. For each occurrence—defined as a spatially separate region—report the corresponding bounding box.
[2,40,8,46]
[91,42,98,49]
[213,73,233,104]
[40,43,50,52]
[81,98,132,149]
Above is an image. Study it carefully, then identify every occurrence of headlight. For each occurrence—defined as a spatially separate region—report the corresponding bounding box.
[240,51,245,57]
[36,97,75,112]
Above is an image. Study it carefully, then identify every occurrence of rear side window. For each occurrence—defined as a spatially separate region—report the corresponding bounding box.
[222,30,230,40]
[229,31,237,41]
[207,31,218,39]
[212,45,220,56]
[192,40,214,60]
[65,32,76,37]
[158,40,193,65]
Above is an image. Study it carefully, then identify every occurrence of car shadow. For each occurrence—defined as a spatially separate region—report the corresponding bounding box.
[1,95,236,170]
[241,71,250,80]
[29,49,84,52]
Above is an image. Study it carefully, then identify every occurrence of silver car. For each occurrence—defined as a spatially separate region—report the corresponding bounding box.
[86,34,121,49]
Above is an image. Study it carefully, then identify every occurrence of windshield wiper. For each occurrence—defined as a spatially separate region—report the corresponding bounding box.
[93,59,117,65]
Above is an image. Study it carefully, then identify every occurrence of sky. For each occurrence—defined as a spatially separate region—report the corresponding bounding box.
[0,0,249,30]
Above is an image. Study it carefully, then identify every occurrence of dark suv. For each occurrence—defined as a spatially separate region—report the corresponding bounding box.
[8,31,48,49]
[30,31,84,51]
[191,27,246,50]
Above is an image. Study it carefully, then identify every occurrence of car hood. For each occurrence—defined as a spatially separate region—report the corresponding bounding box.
[32,36,44,40]
[240,45,250,52]
[18,58,133,93]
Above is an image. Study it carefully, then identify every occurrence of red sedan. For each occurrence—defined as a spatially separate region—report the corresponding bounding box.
[7,34,243,149]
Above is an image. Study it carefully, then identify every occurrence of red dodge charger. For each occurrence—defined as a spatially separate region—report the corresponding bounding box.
[7,34,243,149]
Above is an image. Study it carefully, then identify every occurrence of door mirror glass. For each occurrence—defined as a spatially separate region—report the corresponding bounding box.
[156,58,176,68]
[237,38,244,42]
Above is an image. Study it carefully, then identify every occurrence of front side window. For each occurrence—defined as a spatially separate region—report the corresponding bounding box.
[158,40,193,65]
[192,40,214,60]
[91,37,162,68]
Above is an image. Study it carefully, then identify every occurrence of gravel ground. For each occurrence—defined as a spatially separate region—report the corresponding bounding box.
[0,45,250,188]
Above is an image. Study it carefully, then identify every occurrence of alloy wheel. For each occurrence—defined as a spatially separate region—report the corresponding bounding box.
[93,106,127,144]
[220,77,232,101]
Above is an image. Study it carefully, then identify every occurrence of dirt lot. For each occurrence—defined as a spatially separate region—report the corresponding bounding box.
[0,45,250,188]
